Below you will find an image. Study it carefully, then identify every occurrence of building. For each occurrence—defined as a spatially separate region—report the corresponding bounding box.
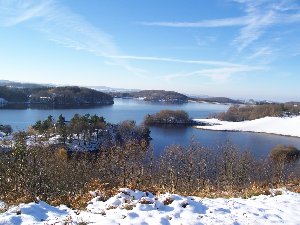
[0,98,8,105]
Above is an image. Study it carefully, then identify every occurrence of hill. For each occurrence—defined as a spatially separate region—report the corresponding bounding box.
[110,90,243,104]
[30,86,114,106]
[0,80,52,89]
[132,90,189,103]
[192,97,244,104]
[0,86,113,107]
[110,90,189,103]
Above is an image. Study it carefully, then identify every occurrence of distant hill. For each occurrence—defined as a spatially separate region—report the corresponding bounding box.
[0,86,113,107]
[133,90,189,103]
[192,97,244,104]
[0,80,250,105]
[0,80,53,89]
[110,90,244,104]
[110,90,189,103]
[87,86,140,93]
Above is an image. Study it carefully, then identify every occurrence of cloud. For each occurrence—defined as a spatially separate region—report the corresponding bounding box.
[140,0,300,51]
[247,46,273,60]
[106,55,265,82]
[140,17,249,27]
[107,55,245,67]
[0,0,142,74]
[165,65,264,82]
[0,0,53,26]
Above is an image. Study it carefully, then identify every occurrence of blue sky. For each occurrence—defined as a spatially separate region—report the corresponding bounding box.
[0,0,300,101]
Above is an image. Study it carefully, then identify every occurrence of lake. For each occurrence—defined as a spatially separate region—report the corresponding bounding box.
[1,98,300,157]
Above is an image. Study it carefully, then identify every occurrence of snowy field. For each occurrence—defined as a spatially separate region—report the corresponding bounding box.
[0,188,300,225]
[194,116,300,138]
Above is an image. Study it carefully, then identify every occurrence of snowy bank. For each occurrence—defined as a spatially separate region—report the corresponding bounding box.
[194,116,300,138]
[0,189,300,224]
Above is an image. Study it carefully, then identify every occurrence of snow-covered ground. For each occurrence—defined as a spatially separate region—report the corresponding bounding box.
[0,188,300,225]
[194,116,300,138]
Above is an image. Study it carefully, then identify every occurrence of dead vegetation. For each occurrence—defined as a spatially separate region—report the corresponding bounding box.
[1,133,300,209]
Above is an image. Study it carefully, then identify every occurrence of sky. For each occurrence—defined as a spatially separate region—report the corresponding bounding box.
[0,0,300,101]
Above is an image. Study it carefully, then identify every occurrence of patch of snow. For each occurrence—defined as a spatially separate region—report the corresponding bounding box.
[0,201,5,211]
[1,189,300,224]
[0,132,5,138]
[194,116,300,138]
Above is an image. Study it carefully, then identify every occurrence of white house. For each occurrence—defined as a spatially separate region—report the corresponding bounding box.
[0,98,8,105]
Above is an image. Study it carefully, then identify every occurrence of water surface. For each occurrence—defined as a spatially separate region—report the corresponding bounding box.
[1,98,300,157]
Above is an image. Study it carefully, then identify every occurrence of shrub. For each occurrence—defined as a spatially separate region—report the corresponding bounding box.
[270,145,300,163]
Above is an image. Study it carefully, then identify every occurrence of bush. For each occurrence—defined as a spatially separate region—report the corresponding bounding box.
[270,145,300,163]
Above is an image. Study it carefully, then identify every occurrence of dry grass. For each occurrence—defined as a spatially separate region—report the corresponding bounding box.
[120,203,135,210]
[1,191,36,206]
[188,184,274,199]
[163,197,174,205]
[48,179,120,209]
[139,198,153,204]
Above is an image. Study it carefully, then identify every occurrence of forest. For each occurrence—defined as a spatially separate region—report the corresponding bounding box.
[0,86,114,107]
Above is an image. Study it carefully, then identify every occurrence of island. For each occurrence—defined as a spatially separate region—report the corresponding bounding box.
[144,110,201,126]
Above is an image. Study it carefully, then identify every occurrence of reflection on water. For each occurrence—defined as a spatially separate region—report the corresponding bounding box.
[1,98,300,157]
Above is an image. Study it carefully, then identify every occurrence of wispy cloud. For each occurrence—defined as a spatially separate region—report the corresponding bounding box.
[0,0,142,74]
[0,0,53,26]
[195,36,217,47]
[107,54,265,82]
[107,55,245,67]
[247,46,274,60]
[140,0,300,51]
[140,17,249,27]
[165,65,264,82]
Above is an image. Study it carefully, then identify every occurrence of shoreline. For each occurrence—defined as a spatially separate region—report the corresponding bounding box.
[194,116,300,138]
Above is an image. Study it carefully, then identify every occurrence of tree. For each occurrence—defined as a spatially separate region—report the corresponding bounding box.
[32,115,54,136]
[70,114,81,141]
[56,114,68,144]
[32,120,43,134]
[0,124,13,136]
[89,115,106,141]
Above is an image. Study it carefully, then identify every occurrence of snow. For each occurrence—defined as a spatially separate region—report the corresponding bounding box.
[194,116,300,138]
[0,201,5,211]
[1,188,300,224]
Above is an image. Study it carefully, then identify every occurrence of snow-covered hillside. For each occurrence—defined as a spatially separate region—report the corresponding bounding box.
[0,188,299,225]
[194,116,300,138]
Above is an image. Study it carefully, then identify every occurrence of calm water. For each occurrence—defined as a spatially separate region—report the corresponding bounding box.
[1,98,300,157]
